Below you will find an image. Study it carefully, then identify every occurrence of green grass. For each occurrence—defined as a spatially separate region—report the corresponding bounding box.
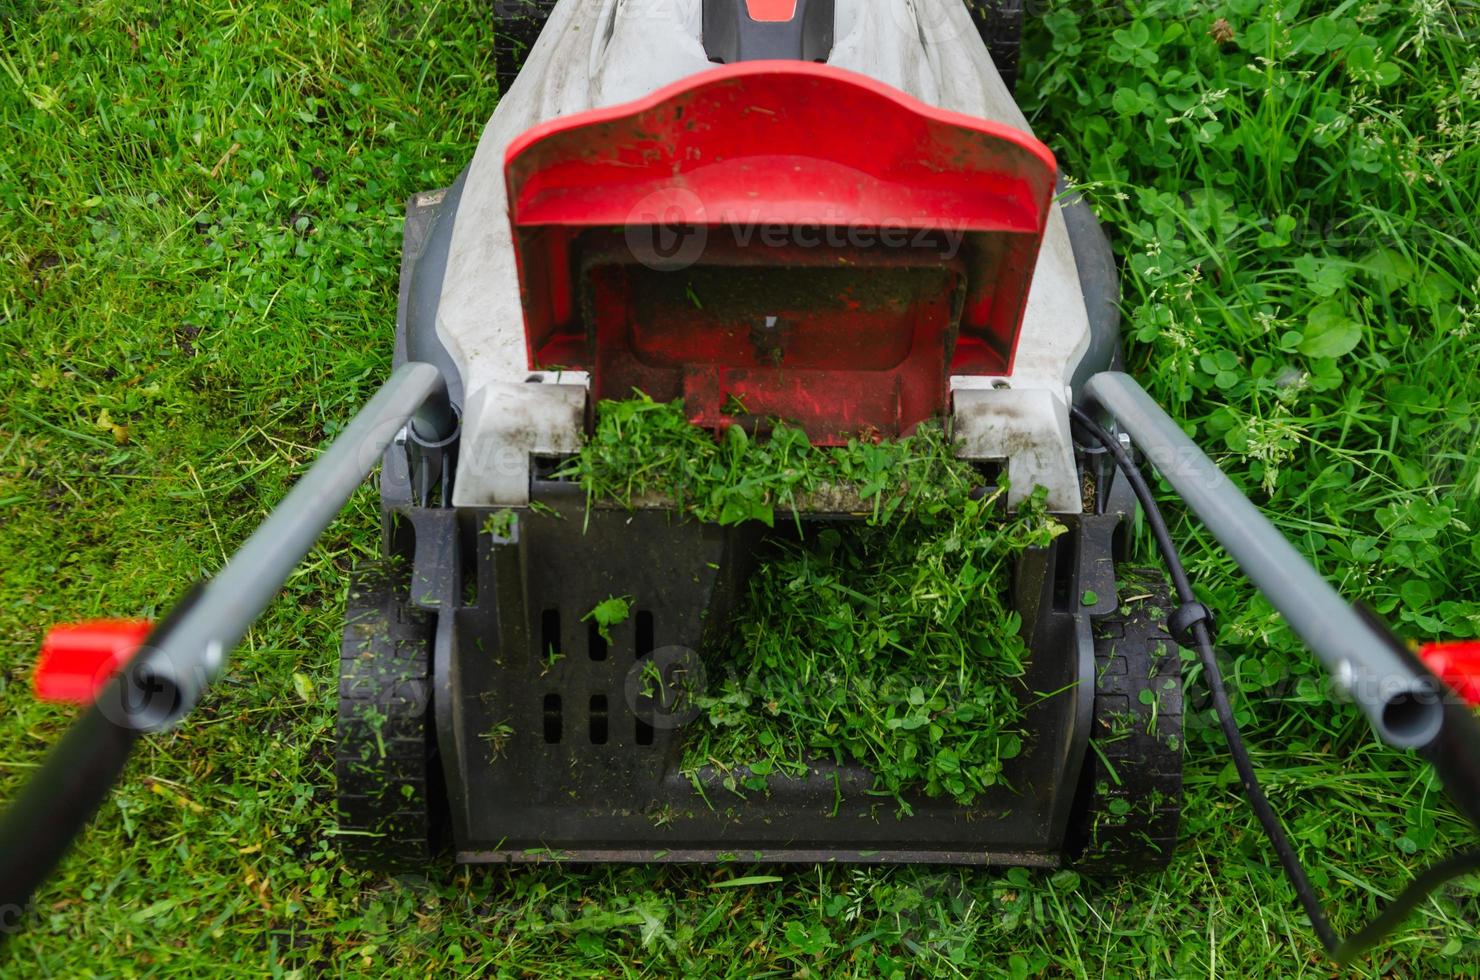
[1,0,1477,974]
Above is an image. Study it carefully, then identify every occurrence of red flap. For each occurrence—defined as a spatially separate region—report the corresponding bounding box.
[504,62,1057,442]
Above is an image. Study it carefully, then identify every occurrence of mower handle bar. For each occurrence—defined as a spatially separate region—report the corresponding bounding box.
[75,364,1454,746]
[120,361,447,732]
[0,362,447,918]
[1084,371,1444,751]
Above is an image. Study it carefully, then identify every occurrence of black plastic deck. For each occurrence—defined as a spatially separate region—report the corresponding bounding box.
[377,470,1128,864]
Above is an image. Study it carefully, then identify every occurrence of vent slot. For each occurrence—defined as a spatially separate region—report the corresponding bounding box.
[531,454,576,482]
[636,610,655,658]
[587,620,608,661]
[541,608,561,659]
[543,693,563,744]
[635,717,655,746]
[1053,533,1079,611]
[462,520,482,608]
[589,694,609,744]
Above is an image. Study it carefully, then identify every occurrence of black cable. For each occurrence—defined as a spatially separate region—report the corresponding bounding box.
[1069,406,1341,953]
[1334,849,1480,963]
[1073,405,1480,960]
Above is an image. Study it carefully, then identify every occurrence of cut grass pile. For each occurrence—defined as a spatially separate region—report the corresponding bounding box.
[0,0,1477,975]
[567,395,1066,807]
[683,492,1056,808]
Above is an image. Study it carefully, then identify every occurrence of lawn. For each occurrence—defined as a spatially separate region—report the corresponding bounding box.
[1,0,1477,975]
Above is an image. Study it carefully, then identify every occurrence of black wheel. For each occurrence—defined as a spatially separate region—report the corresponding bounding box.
[967,0,1024,94]
[1068,570,1184,873]
[493,0,560,97]
[335,563,441,872]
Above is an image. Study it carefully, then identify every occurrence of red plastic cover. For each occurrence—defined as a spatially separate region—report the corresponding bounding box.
[504,61,1057,442]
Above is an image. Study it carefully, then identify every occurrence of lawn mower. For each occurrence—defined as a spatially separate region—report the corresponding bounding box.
[3,0,1478,963]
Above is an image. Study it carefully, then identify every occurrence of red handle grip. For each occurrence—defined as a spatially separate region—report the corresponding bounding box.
[1420,641,1480,708]
[33,621,153,705]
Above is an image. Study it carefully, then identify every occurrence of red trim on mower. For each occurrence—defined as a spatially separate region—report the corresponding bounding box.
[745,0,799,20]
[1420,641,1480,708]
[504,61,1057,443]
[33,621,152,705]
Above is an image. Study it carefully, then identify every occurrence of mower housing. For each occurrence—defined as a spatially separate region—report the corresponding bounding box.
[336,0,1182,871]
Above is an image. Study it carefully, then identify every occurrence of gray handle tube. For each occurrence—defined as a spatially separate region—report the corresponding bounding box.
[120,362,446,732]
[1083,371,1443,750]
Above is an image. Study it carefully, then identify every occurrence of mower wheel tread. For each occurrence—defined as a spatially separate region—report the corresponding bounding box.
[967,0,1025,94]
[1070,570,1184,873]
[335,562,439,872]
[493,1,560,98]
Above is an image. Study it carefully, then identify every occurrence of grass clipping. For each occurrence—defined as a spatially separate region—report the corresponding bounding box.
[566,395,1067,807]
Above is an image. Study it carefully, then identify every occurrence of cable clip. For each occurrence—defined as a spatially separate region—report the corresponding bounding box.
[1169,601,1216,648]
